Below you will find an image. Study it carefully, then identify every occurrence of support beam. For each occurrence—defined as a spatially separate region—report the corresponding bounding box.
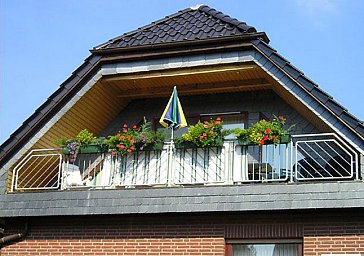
[116,78,270,98]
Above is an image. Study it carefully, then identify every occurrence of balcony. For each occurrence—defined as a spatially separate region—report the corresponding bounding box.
[11,133,359,192]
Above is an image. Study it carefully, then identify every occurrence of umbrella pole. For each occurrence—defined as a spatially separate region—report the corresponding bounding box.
[167,127,174,186]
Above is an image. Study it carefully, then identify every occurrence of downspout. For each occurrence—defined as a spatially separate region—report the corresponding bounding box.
[0,220,28,247]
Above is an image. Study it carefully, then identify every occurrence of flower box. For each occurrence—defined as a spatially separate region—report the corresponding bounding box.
[62,144,106,155]
[237,134,290,146]
[175,140,223,149]
[140,143,164,151]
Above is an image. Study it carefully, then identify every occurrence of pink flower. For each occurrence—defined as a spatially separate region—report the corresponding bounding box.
[123,124,128,128]
[204,124,208,129]
[127,149,132,153]
[199,135,204,140]
[133,125,138,130]
[123,129,128,133]
[215,121,221,125]
[216,117,221,121]
[209,130,214,135]
[111,152,116,156]
[279,116,284,121]
[117,133,121,137]
[203,133,207,137]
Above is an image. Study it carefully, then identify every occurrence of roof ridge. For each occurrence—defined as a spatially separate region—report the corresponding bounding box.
[94,5,257,50]
[198,5,256,33]
[94,7,192,49]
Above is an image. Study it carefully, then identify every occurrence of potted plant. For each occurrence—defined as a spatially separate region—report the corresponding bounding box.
[175,117,226,148]
[56,129,107,160]
[106,119,166,156]
[234,115,294,146]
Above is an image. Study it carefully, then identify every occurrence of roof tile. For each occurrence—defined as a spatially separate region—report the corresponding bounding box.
[95,5,257,50]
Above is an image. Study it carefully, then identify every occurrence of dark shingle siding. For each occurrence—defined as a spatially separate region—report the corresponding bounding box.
[95,5,257,50]
[0,182,363,217]
[253,39,363,139]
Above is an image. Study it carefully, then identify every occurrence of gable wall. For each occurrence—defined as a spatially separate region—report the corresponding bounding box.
[101,90,319,136]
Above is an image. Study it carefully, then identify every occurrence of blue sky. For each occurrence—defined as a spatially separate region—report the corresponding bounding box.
[1,0,363,144]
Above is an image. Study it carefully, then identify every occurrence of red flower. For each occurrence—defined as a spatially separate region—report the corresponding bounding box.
[265,129,271,134]
[259,141,265,145]
[263,135,269,141]
[216,117,221,121]
[279,116,284,121]
[272,135,277,141]
[127,135,131,140]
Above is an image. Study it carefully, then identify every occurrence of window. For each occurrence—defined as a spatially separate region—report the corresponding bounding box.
[226,241,302,256]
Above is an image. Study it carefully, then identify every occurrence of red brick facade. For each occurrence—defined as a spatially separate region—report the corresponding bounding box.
[1,211,363,255]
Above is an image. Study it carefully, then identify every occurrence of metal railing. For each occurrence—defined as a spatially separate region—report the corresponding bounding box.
[10,134,360,192]
[291,133,358,181]
[11,149,62,191]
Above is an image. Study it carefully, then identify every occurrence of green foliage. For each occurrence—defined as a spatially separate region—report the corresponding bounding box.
[75,129,96,145]
[234,115,294,145]
[107,118,167,156]
[177,117,224,148]
[54,136,68,147]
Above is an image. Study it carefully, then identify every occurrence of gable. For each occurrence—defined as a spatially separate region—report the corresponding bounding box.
[1,4,363,175]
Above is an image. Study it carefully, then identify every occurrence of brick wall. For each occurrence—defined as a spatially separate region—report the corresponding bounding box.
[1,211,363,255]
[1,216,226,256]
[304,221,364,256]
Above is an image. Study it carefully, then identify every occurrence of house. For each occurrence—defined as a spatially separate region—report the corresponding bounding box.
[1,4,364,256]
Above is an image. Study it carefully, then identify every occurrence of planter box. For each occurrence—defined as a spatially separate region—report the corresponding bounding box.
[237,134,291,146]
[175,141,223,149]
[280,134,291,144]
[62,145,106,155]
[140,143,164,151]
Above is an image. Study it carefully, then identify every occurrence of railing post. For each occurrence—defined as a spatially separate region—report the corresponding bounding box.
[290,140,294,183]
[167,142,174,187]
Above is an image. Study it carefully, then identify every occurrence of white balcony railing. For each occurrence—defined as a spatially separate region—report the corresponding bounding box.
[10,134,360,192]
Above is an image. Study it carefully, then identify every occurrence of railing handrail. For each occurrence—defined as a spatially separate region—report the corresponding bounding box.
[11,134,360,192]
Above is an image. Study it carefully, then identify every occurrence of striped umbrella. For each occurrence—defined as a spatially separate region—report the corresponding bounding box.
[159,86,187,139]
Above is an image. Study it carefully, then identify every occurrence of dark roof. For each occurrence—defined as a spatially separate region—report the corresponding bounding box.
[94,5,263,50]
[0,182,363,217]
[252,39,364,138]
